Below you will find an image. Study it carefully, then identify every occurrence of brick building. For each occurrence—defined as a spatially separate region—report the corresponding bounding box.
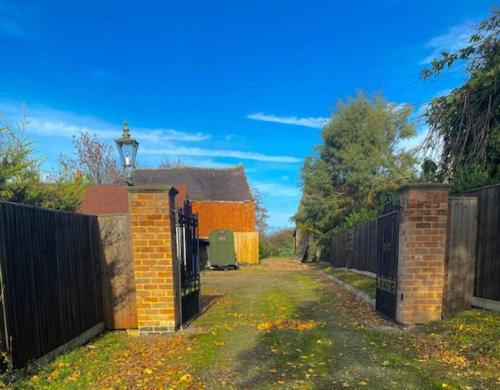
[132,165,256,238]
[79,165,258,266]
[132,165,257,265]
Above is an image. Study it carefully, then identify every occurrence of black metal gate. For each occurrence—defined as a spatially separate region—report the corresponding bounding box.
[376,201,400,321]
[175,200,201,324]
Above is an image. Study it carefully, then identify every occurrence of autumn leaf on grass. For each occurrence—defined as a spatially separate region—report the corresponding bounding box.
[257,319,319,332]
[359,380,369,386]
[143,368,154,375]
[180,373,193,383]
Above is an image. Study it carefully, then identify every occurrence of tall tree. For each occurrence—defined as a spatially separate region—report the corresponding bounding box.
[422,11,499,191]
[159,157,187,168]
[60,131,123,184]
[0,116,43,204]
[294,157,339,237]
[0,116,84,210]
[251,186,269,233]
[294,92,417,244]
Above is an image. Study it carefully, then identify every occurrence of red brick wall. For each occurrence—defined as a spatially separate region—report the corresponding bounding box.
[128,187,180,333]
[397,184,449,325]
[191,201,256,238]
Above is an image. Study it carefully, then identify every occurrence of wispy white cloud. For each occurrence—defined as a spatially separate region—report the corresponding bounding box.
[142,146,301,164]
[179,158,235,169]
[1,102,301,164]
[0,15,26,39]
[247,112,329,129]
[420,20,476,64]
[0,103,210,142]
[0,2,35,40]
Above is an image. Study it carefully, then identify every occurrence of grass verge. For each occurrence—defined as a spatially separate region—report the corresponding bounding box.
[3,259,499,389]
[325,267,376,298]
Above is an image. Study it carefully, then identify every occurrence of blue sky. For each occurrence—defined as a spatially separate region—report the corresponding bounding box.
[0,0,496,229]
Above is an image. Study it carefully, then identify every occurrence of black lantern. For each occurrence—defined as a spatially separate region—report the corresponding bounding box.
[115,121,139,185]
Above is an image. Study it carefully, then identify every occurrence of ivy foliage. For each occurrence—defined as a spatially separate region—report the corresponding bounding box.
[422,11,500,192]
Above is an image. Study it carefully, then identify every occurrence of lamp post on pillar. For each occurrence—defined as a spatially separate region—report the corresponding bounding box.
[115,121,139,185]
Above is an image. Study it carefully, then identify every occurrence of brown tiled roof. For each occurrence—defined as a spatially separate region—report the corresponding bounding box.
[78,185,129,215]
[78,184,190,215]
[132,165,253,202]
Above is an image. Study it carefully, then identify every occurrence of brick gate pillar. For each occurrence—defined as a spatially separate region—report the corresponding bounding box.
[128,186,181,334]
[396,184,449,325]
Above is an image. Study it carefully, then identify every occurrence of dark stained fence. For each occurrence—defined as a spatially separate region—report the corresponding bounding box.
[0,202,104,368]
[459,184,500,301]
[351,220,377,273]
[329,231,349,268]
[329,220,377,274]
[444,197,478,316]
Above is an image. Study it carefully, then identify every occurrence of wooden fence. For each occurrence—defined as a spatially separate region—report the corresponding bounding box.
[327,183,500,310]
[443,197,478,316]
[459,184,500,302]
[0,202,104,368]
[97,214,137,329]
[234,232,259,264]
[329,219,377,274]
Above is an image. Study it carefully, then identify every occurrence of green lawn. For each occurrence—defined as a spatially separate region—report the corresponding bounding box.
[325,268,376,299]
[5,258,500,389]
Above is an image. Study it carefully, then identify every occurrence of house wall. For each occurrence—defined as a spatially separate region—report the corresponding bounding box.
[192,200,256,238]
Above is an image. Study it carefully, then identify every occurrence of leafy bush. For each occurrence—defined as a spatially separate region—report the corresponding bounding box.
[260,228,295,258]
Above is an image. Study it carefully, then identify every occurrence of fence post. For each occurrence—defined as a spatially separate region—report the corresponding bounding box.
[128,186,182,334]
[396,184,449,325]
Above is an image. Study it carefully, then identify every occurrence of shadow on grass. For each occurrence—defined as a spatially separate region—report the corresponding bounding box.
[231,281,436,390]
[200,294,225,312]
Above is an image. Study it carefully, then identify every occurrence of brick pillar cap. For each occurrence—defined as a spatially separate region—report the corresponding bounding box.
[128,185,179,195]
[397,183,449,193]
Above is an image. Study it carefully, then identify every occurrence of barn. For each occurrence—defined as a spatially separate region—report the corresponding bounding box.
[79,165,259,266]
[132,165,258,265]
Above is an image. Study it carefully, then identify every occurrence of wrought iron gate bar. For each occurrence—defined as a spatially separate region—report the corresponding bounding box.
[377,209,401,219]
[375,200,400,321]
[175,200,201,324]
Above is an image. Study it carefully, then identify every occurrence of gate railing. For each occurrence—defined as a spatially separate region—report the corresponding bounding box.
[375,200,401,320]
[175,200,200,293]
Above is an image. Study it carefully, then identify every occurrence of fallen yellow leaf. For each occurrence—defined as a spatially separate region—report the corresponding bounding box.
[180,373,193,382]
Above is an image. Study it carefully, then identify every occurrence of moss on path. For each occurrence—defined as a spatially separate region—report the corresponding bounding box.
[8,258,500,389]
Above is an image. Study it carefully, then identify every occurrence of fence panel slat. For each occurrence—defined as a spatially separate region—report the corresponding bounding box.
[444,197,478,316]
[329,219,377,274]
[0,202,104,368]
[460,184,500,301]
[98,214,136,330]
